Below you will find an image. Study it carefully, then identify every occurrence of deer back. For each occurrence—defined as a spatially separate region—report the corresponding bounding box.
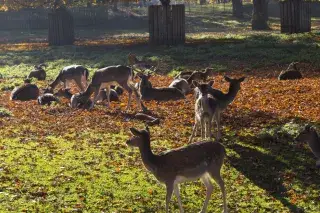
[10,84,39,101]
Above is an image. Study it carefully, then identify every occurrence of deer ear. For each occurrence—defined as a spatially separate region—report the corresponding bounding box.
[192,80,199,87]
[238,77,246,82]
[130,127,141,136]
[208,80,214,87]
[224,76,231,82]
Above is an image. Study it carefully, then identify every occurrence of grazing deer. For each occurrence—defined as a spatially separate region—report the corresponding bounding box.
[78,65,141,111]
[28,63,47,80]
[295,125,320,167]
[278,62,302,80]
[38,93,59,105]
[128,53,155,72]
[138,74,185,101]
[48,65,89,92]
[195,76,245,140]
[169,78,191,95]
[189,81,218,143]
[10,83,39,101]
[127,126,228,213]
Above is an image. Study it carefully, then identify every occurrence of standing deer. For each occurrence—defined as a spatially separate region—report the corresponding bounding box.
[75,65,141,111]
[127,126,228,213]
[189,81,218,143]
[47,65,89,92]
[295,125,320,167]
[194,76,245,140]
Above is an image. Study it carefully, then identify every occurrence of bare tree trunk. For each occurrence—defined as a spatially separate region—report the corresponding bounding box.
[232,0,243,18]
[252,0,269,30]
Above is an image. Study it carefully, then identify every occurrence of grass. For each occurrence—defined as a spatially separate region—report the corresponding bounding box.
[0,5,320,213]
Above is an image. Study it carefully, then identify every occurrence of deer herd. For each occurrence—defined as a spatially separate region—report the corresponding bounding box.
[8,54,319,212]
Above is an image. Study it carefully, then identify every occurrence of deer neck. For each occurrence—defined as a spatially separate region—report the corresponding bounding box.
[49,75,61,89]
[82,84,94,97]
[138,140,157,173]
[307,131,320,157]
[221,83,240,107]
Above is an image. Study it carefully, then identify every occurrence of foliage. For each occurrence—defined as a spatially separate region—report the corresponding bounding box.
[0,107,12,117]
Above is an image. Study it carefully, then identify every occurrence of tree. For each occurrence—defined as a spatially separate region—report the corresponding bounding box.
[232,0,243,18]
[252,0,269,30]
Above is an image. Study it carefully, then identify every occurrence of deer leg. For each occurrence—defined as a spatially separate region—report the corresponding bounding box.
[74,77,85,92]
[120,82,135,112]
[165,183,174,213]
[201,119,205,140]
[210,169,227,213]
[199,175,213,213]
[189,121,198,143]
[216,112,221,140]
[105,86,111,107]
[174,185,184,213]
[90,86,100,109]
[208,116,212,140]
[63,80,69,89]
[81,74,88,88]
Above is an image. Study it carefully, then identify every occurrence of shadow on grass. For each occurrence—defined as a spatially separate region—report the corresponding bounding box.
[224,108,320,212]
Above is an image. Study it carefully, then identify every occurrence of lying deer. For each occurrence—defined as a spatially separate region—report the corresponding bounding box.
[128,53,155,72]
[127,126,228,213]
[194,76,245,140]
[10,82,39,101]
[98,88,120,102]
[138,74,185,101]
[28,63,47,80]
[76,65,141,111]
[47,65,89,92]
[278,62,302,80]
[187,68,214,85]
[169,78,191,95]
[189,81,217,143]
[38,93,59,105]
[295,125,320,167]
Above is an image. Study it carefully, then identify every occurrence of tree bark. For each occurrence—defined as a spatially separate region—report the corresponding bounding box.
[252,0,269,30]
[232,0,243,18]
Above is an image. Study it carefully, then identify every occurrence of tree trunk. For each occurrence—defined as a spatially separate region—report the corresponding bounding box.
[232,0,243,18]
[252,0,269,30]
[200,0,206,5]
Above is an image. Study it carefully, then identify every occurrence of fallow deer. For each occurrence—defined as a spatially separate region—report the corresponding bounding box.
[76,65,141,111]
[47,65,89,92]
[138,74,185,101]
[189,81,218,143]
[169,78,191,95]
[278,62,302,80]
[38,93,59,105]
[28,63,47,80]
[127,126,228,213]
[10,83,39,101]
[295,124,320,167]
[194,76,245,140]
[128,53,156,72]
